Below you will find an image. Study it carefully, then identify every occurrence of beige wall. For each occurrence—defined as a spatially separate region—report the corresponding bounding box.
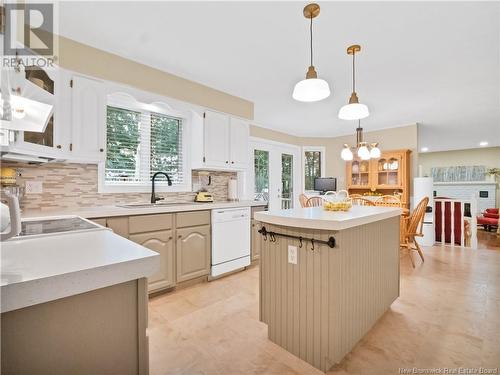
[250,123,418,193]
[249,125,302,145]
[418,147,500,206]
[418,147,500,176]
[56,35,253,119]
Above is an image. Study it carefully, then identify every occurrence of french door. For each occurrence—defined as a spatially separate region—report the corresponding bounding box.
[250,139,301,210]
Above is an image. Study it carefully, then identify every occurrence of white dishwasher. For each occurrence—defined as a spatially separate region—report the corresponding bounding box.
[211,207,251,277]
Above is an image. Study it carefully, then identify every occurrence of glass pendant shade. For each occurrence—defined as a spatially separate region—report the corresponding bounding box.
[341,145,353,161]
[293,5,330,103]
[338,102,369,120]
[369,146,381,158]
[357,143,370,160]
[293,77,331,102]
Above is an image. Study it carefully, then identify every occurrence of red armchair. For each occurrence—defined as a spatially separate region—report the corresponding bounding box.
[477,208,499,232]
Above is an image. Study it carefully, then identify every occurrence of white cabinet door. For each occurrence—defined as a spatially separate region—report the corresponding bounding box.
[229,117,249,168]
[71,75,106,162]
[203,110,230,168]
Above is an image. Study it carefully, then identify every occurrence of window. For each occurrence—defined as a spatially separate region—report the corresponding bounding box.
[102,95,186,192]
[281,153,293,209]
[254,149,269,201]
[303,147,325,191]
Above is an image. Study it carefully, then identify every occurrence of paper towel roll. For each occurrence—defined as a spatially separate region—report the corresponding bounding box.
[228,179,238,201]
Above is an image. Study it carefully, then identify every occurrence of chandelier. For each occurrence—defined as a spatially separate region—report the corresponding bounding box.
[340,121,381,161]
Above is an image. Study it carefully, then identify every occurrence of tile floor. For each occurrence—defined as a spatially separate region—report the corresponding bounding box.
[148,243,500,375]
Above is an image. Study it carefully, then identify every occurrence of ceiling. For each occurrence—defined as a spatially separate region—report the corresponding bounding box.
[58,1,500,152]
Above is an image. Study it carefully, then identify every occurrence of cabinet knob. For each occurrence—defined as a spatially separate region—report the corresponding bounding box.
[231,161,234,164]
[56,145,62,149]
[225,161,229,164]
[178,235,182,238]
[168,236,173,240]
[99,148,104,152]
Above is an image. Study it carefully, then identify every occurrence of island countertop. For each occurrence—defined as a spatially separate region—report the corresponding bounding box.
[1,227,159,313]
[255,205,402,231]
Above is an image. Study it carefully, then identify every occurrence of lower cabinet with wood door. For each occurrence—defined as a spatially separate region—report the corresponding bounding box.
[90,211,211,294]
[176,225,211,283]
[129,230,175,292]
[251,219,261,261]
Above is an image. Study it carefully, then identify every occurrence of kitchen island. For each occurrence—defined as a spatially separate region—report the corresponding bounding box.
[254,205,402,372]
[1,220,159,375]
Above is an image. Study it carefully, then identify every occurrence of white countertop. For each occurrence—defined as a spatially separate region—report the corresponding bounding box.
[254,205,402,231]
[1,227,160,313]
[21,200,267,219]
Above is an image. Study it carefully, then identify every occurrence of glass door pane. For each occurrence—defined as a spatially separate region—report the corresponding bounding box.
[254,149,269,202]
[281,153,293,209]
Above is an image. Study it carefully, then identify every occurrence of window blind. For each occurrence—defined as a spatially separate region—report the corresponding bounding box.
[105,105,184,186]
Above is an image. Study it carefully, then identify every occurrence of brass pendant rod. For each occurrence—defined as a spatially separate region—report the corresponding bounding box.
[310,15,313,67]
[352,51,356,93]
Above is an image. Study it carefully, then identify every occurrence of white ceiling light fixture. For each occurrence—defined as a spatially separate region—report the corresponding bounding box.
[340,120,380,161]
[421,147,429,152]
[338,45,369,120]
[292,3,331,103]
[479,141,488,147]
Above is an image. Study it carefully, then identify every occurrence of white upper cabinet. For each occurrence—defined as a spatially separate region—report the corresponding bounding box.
[229,117,250,169]
[3,67,72,159]
[70,75,106,162]
[203,110,230,167]
[193,110,249,171]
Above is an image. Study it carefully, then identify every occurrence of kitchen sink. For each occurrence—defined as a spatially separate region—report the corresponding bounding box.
[116,202,195,208]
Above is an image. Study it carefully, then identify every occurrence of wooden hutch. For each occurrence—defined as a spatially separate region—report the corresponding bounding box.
[346,149,412,208]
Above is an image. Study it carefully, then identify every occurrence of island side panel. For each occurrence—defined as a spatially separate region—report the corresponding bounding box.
[1,279,148,375]
[258,216,400,372]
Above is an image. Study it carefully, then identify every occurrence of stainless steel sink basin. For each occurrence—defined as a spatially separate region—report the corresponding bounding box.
[116,202,195,209]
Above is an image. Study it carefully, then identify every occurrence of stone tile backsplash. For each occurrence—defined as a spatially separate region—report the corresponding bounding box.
[1,162,236,211]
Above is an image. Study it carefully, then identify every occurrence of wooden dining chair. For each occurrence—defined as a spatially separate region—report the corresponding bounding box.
[374,195,402,207]
[400,196,429,267]
[299,194,309,208]
[305,196,324,207]
[351,196,375,206]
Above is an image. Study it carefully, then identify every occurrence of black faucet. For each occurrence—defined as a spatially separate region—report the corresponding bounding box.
[151,171,172,203]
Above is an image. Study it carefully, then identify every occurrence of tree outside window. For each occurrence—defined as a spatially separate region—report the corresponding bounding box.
[304,151,321,190]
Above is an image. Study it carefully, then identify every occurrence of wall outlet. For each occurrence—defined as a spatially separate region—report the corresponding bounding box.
[288,245,298,265]
[25,180,43,194]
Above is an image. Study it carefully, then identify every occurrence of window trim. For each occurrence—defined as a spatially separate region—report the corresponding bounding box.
[98,88,192,194]
[302,146,326,192]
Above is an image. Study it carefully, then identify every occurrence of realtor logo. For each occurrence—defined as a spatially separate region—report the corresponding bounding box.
[3,3,54,56]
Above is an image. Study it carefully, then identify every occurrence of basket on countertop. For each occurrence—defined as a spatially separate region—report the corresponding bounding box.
[323,197,352,212]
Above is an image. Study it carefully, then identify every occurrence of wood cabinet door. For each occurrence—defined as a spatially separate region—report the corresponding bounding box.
[106,216,129,238]
[204,110,230,168]
[176,225,211,283]
[71,75,106,162]
[229,117,249,168]
[251,219,261,261]
[129,230,175,292]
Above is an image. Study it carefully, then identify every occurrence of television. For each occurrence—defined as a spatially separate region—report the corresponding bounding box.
[314,177,337,194]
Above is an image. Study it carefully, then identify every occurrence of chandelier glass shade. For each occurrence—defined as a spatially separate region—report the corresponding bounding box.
[293,4,331,102]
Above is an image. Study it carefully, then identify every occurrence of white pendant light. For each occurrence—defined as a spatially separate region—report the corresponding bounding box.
[341,144,353,161]
[338,45,369,120]
[293,3,331,102]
